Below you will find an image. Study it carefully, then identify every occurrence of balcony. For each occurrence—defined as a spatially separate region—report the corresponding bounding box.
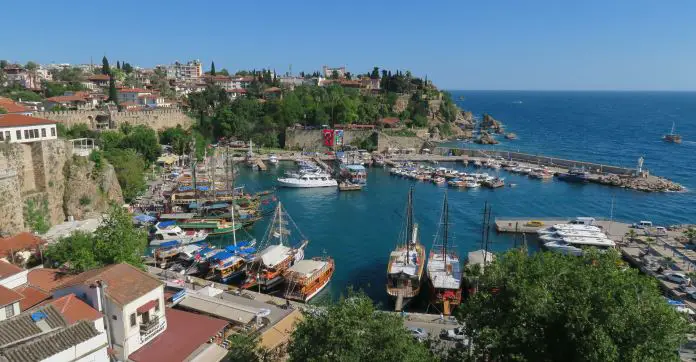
[140,316,166,342]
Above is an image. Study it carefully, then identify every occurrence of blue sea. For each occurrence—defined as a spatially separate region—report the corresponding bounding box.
[230,91,696,308]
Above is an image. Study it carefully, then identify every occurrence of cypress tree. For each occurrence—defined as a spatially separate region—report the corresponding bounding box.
[117,61,121,70]
[210,61,216,76]
[108,75,118,103]
[102,56,110,75]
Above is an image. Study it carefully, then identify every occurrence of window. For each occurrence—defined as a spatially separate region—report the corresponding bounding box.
[16,130,21,140]
[24,130,29,139]
[0,132,3,141]
[5,304,15,318]
[51,127,56,137]
[4,131,9,140]
[130,313,136,327]
[41,128,46,137]
[112,315,117,320]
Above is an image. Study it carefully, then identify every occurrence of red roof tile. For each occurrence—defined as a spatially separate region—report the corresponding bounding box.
[27,268,75,292]
[380,117,401,125]
[0,260,23,279]
[128,308,228,362]
[0,97,28,113]
[46,95,89,103]
[0,233,46,258]
[57,263,163,306]
[49,293,102,324]
[13,284,50,311]
[226,88,247,94]
[87,74,110,81]
[264,87,281,93]
[0,114,56,128]
[0,285,23,307]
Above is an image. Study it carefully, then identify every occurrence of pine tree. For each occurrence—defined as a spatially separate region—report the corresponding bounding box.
[102,56,110,75]
[210,61,216,76]
[108,75,118,103]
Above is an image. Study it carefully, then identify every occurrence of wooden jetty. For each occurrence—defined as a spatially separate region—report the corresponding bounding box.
[253,158,268,171]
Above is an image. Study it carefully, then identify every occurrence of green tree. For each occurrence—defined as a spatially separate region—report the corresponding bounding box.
[119,124,161,163]
[44,231,100,271]
[116,60,121,70]
[98,130,125,151]
[225,334,274,362]
[45,206,147,271]
[0,60,8,69]
[288,293,433,362]
[458,249,690,362]
[370,66,380,79]
[625,229,639,242]
[683,228,696,244]
[0,107,6,114]
[210,61,216,76]
[23,198,50,234]
[108,75,118,102]
[110,68,125,82]
[92,205,148,268]
[104,148,147,202]
[159,126,192,155]
[122,63,134,74]
[101,56,110,75]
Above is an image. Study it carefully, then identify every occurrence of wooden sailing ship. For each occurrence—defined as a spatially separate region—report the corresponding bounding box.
[242,202,308,290]
[386,186,426,311]
[284,256,335,302]
[426,192,462,315]
[663,122,682,144]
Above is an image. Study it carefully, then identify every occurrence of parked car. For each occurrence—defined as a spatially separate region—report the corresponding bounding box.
[440,327,468,341]
[665,272,691,285]
[407,327,428,342]
[678,284,696,294]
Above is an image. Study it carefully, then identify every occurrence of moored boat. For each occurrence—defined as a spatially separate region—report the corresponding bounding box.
[177,219,240,237]
[243,202,308,290]
[556,167,590,183]
[277,173,338,188]
[284,257,335,302]
[663,122,682,144]
[387,186,426,311]
[338,182,362,191]
[149,221,208,246]
[427,193,462,315]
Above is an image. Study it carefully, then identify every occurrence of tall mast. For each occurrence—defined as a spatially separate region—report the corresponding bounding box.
[230,155,237,247]
[443,192,448,267]
[406,186,414,264]
[278,202,284,245]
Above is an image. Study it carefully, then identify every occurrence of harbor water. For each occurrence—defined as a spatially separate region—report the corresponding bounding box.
[224,91,696,308]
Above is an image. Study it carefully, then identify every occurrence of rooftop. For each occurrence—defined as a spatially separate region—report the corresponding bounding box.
[27,268,76,293]
[0,114,56,128]
[0,304,66,347]
[0,261,24,279]
[177,293,260,325]
[128,308,227,362]
[0,320,101,362]
[57,263,163,306]
[87,74,110,81]
[467,249,496,268]
[0,284,23,307]
[118,87,151,93]
[13,284,50,311]
[0,232,46,258]
[48,293,102,325]
[259,308,303,351]
[286,259,327,278]
[0,97,28,113]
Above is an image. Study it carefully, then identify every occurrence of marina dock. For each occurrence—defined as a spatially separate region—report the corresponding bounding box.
[495,217,631,240]
[312,157,334,173]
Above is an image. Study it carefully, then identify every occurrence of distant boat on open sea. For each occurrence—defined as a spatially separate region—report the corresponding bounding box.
[663,122,682,144]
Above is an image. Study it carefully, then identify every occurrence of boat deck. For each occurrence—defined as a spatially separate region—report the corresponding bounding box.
[427,253,461,290]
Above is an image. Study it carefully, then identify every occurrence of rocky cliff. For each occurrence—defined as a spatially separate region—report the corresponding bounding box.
[0,140,123,236]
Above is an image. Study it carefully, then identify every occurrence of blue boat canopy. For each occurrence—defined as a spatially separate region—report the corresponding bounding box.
[238,247,256,255]
[209,251,234,262]
[450,178,462,182]
[225,241,251,253]
[157,220,177,228]
[188,202,199,209]
[205,203,229,210]
[178,186,193,192]
[667,299,686,306]
[345,165,366,171]
[197,186,210,191]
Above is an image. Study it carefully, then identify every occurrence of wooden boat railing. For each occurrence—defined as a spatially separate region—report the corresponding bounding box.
[386,286,420,298]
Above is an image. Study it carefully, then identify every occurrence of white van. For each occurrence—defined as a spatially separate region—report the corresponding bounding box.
[634,220,653,229]
[570,217,596,226]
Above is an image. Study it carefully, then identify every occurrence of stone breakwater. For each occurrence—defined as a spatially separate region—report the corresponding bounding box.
[596,174,684,192]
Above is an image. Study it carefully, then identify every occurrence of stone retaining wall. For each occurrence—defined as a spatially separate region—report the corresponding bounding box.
[35,108,195,131]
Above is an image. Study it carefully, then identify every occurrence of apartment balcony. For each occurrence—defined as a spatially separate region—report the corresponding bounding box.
[140,316,166,342]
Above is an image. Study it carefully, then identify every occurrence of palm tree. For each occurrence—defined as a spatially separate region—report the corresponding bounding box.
[683,228,696,245]
[625,229,638,243]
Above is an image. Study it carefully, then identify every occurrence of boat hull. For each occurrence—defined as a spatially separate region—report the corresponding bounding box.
[277,179,338,188]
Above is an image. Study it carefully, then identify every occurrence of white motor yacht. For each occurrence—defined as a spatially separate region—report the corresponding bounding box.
[537,223,602,235]
[268,154,279,164]
[277,173,338,188]
[544,237,616,256]
[539,230,607,243]
[150,222,208,246]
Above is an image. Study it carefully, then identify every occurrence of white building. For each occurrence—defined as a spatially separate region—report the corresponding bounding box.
[162,60,203,80]
[52,263,167,361]
[0,261,28,321]
[0,114,58,144]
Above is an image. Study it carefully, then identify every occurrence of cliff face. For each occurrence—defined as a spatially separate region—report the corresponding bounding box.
[63,158,124,220]
[0,140,123,236]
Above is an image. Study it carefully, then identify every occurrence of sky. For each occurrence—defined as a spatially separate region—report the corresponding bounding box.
[2,0,695,90]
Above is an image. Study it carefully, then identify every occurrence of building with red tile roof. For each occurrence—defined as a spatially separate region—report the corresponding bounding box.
[379,117,402,128]
[0,284,23,320]
[0,97,29,114]
[13,284,50,311]
[0,232,46,258]
[48,293,103,326]
[0,114,58,144]
[27,268,75,293]
[128,308,228,362]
